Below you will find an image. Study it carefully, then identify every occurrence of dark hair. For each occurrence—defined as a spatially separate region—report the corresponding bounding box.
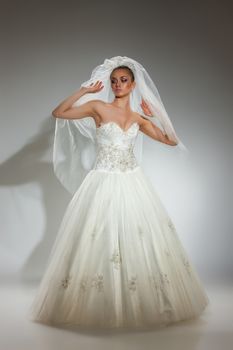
[110,65,135,82]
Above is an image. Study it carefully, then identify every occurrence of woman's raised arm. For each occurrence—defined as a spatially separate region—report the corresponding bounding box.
[139,117,178,146]
[52,81,104,120]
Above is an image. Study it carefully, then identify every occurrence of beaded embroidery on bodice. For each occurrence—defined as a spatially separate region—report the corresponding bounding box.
[93,121,140,172]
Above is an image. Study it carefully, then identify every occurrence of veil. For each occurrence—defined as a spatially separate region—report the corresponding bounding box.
[53,56,189,195]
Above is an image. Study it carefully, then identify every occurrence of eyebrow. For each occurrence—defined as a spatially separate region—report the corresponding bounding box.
[111,75,128,79]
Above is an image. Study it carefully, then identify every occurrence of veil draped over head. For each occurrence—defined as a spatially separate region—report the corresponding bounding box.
[53,55,189,195]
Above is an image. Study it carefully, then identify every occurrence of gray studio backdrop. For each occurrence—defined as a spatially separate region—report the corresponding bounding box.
[0,0,232,286]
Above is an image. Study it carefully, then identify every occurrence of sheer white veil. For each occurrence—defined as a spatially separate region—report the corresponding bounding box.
[53,55,189,194]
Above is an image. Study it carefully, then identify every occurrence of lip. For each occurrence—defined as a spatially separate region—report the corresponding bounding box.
[115,88,122,91]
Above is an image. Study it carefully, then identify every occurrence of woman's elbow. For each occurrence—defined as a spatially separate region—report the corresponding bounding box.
[52,109,62,118]
[167,140,178,146]
[162,134,178,146]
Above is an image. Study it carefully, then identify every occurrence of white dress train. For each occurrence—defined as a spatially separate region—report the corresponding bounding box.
[28,121,209,330]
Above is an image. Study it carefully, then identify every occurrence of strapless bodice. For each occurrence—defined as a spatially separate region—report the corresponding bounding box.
[92,121,140,172]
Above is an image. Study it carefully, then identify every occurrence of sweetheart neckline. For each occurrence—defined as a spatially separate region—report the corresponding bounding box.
[96,121,139,133]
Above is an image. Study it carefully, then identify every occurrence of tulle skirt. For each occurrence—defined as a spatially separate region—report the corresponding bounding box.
[28,166,209,330]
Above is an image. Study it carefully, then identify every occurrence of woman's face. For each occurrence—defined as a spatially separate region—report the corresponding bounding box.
[110,69,135,97]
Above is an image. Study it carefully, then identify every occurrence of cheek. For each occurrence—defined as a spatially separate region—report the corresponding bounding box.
[124,82,132,89]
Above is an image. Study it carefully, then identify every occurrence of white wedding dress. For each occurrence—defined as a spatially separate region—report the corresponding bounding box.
[29,121,209,330]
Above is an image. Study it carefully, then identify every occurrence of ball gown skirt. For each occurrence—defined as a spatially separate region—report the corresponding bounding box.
[28,121,209,330]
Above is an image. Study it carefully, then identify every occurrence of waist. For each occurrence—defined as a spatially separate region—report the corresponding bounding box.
[93,143,138,172]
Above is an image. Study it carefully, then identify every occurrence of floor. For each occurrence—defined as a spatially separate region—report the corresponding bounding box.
[0,283,232,350]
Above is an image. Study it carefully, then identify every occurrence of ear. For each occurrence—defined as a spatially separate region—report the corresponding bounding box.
[132,81,136,90]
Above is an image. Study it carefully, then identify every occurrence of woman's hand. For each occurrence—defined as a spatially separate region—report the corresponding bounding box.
[140,98,153,117]
[82,80,104,94]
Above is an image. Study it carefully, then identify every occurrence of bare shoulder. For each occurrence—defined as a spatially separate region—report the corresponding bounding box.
[88,99,106,110]
[88,100,108,126]
[90,99,108,113]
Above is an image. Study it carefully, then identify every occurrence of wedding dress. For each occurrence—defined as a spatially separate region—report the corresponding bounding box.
[28,120,209,330]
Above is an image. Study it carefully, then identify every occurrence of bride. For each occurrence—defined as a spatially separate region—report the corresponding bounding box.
[28,56,209,330]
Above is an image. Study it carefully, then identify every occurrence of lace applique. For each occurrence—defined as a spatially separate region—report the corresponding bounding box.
[180,254,192,274]
[160,272,170,284]
[110,249,122,269]
[91,273,104,292]
[128,275,137,291]
[166,218,191,274]
[167,218,176,231]
[61,274,72,289]
[94,144,139,172]
[149,271,170,292]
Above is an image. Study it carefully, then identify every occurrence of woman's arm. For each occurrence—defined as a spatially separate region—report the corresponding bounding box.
[52,81,104,120]
[139,117,178,146]
[139,98,178,146]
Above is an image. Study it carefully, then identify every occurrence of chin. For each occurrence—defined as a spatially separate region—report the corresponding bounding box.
[114,91,125,97]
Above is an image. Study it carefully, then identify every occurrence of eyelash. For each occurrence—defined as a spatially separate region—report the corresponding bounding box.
[111,79,127,83]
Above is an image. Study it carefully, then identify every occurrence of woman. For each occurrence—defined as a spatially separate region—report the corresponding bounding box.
[28,56,209,330]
